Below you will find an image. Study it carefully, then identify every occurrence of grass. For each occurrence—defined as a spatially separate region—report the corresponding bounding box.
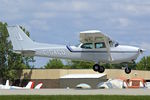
[0,95,150,100]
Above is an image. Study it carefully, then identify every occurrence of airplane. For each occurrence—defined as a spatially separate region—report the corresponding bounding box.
[7,26,144,74]
[0,80,34,89]
[10,81,34,89]
[0,80,43,89]
[0,80,10,89]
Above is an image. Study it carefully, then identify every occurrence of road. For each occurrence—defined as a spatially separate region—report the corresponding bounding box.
[0,89,150,95]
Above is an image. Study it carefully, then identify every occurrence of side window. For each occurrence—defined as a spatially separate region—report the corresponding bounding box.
[95,42,106,48]
[81,43,93,49]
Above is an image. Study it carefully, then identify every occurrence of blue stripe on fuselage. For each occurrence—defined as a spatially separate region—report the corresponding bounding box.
[66,45,138,53]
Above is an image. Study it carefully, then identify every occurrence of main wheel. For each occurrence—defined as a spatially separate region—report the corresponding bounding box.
[93,64,100,72]
[125,67,131,74]
[98,66,105,73]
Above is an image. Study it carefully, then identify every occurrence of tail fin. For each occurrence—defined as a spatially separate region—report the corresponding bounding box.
[34,82,43,89]
[5,80,9,87]
[7,26,35,51]
[25,81,34,89]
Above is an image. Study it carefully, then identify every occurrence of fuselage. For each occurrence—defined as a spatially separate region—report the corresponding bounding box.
[32,43,141,64]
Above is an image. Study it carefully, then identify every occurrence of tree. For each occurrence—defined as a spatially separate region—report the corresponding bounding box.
[0,22,34,82]
[69,60,94,69]
[136,56,150,70]
[65,60,136,69]
[0,22,10,81]
[44,59,64,69]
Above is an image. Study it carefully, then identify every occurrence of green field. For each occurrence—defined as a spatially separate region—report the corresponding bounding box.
[0,95,150,100]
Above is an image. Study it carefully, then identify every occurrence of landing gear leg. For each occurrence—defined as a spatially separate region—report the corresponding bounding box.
[93,64,105,73]
[124,64,131,74]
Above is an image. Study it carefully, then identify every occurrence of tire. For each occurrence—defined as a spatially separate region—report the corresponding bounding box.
[93,64,100,72]
[125,67,131,74]
[98,66,105,73]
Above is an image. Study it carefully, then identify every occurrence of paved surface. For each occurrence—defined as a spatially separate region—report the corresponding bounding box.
[0,89,150,95]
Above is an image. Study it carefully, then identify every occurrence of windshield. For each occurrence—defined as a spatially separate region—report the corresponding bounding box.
[75,43,80,47]
[109,41,119,47]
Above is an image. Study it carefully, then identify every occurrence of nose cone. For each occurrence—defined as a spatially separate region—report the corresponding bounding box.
[138,48,145,54]
[123,45,145,55]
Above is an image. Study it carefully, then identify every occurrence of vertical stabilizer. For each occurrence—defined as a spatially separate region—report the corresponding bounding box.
[34,82,43,89]
[7,26,35,50]
[5,80,9,87]
[25,81,34,89]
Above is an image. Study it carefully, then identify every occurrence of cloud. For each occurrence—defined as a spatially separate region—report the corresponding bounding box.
[140,42,150,51]
[40,1,91,12]
[118,18,130,27]
[33,12,56,19]
[29,20,49,31]
[108,17,131,29]
[112,2,150,15]
[126,41,150,51]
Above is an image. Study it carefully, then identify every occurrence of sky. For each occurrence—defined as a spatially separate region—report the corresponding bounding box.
[0,0,150,67]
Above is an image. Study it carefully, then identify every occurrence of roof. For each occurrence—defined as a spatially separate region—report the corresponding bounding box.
[60,74,106,79]
[130,78,145,81]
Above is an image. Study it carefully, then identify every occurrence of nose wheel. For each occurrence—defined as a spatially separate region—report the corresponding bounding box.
[125,67,131,74]
[93,64,105,73]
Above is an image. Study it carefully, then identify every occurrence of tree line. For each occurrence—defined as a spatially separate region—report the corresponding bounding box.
[44,57,150,70]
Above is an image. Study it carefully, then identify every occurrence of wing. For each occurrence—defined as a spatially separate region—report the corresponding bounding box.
[80,30,112,43]
[80,30,113,62]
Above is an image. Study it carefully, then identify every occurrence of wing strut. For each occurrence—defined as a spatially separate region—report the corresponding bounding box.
[104,37,113,62]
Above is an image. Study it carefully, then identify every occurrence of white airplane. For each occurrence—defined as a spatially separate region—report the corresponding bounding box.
[0,80,34,89]
[0,80,10,89]
[0,80,43,89]
[10,81,34,89]
[7,26,144,74]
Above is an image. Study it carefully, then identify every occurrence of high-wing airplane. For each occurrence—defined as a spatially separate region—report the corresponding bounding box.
[7,26,144,74]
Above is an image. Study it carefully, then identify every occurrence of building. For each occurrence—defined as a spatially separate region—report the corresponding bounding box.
[12,69,150,88]
[60,74,107,88]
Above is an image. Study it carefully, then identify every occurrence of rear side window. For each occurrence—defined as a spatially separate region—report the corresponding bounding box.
[95,42,106,48]
[81,43,93,49]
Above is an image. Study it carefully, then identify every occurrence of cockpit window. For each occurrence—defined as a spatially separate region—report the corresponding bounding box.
[95,42,106,48]
[115,42,119,47]
[109,41,119,47]
[81,43,93,49]
[75,43,80,47]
